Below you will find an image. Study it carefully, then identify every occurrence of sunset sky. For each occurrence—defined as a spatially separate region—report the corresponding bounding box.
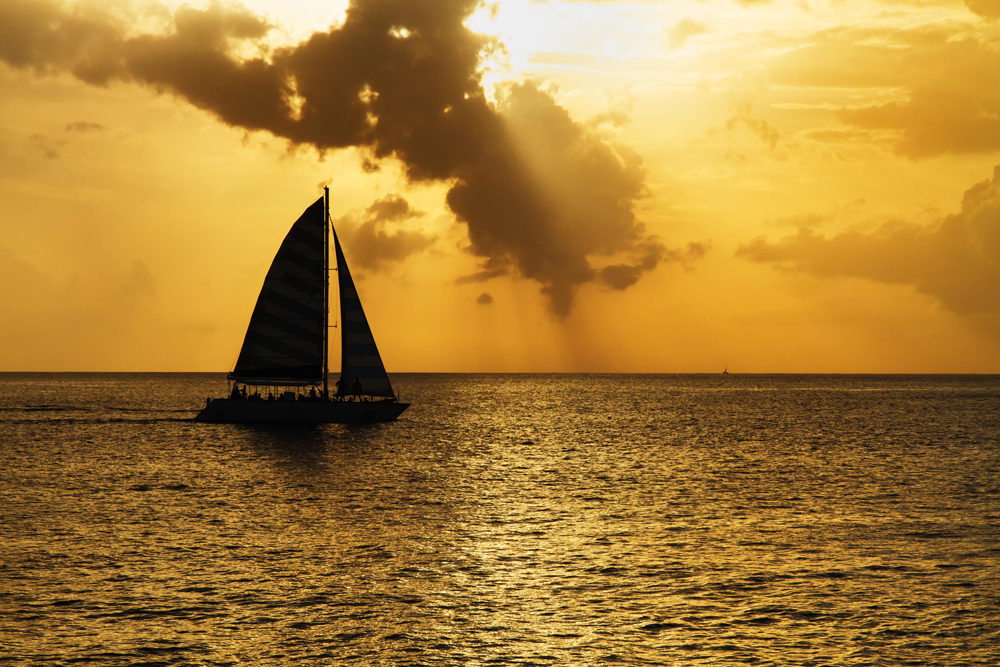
[2,0,999,372]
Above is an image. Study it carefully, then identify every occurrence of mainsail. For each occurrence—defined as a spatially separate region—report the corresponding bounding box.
[335,231,395,397]
[229,198,325,384]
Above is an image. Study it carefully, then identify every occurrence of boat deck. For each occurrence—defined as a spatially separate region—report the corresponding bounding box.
[195,398,409,423]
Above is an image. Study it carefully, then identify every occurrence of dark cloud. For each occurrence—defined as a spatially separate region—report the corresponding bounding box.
[363,193,422,223]
[768,25,1000,157]
[601,240,708,290]
[0,0,127,80]
[736,165,1000,316]
[336,194,435,271]
[0,0,690,316]
[448,80,670,315]
[476,292,493,305]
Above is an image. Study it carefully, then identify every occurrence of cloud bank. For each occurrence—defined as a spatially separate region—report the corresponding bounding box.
[966,0,1000,19]
[768,24,1000,157]
[737,166,1000,316]
[0,0,689,316]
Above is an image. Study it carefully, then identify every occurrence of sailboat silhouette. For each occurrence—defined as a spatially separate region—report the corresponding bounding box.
[196,188,408,423]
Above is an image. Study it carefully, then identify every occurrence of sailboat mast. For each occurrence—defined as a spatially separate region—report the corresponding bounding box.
[323,186,330,399]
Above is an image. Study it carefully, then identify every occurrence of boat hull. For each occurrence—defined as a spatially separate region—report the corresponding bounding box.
[194,398,409,423]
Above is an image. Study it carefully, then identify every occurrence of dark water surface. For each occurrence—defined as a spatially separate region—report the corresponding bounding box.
[1,373,998,666]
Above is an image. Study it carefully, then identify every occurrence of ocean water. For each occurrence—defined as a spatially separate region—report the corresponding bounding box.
[1,373,998,666]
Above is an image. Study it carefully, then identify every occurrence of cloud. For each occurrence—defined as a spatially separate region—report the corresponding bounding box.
[966,0,1000,19]
[601,240,709,290]
[767,25,1000,157]
[65,121,105,132]
[667,18,709,49]
[476,292,493,305]
[725,95,779,150]
[736,166,1000,316]
[0,0,690,316]
[336,194,435,271]
[449,80,672,316]
[363,193,421,223]
[0,0,124,79]
[28,133,63,158]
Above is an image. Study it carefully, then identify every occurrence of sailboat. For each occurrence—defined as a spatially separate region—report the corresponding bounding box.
[195,188,409,423]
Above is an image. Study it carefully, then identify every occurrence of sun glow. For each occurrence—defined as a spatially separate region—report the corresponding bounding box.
[2,0,1000,372]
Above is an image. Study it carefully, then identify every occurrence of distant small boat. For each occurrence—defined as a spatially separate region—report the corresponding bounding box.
[196,189,408,423]
[722,366,729,375]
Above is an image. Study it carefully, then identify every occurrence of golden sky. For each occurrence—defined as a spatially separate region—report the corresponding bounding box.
[2,0,999,372]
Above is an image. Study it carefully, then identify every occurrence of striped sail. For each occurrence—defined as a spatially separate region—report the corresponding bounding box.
[335,231,395,397]
[229,198,325,384]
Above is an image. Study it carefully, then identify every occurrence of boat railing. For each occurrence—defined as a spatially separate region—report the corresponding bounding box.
[222,384,398,404]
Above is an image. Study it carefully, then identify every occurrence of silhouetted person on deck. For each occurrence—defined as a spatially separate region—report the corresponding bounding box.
[353,378,362,401]
[335,378,344,401]
[231,384,241,400]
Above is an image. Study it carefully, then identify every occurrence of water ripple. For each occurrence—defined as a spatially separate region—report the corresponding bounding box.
[0,373,998,665]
